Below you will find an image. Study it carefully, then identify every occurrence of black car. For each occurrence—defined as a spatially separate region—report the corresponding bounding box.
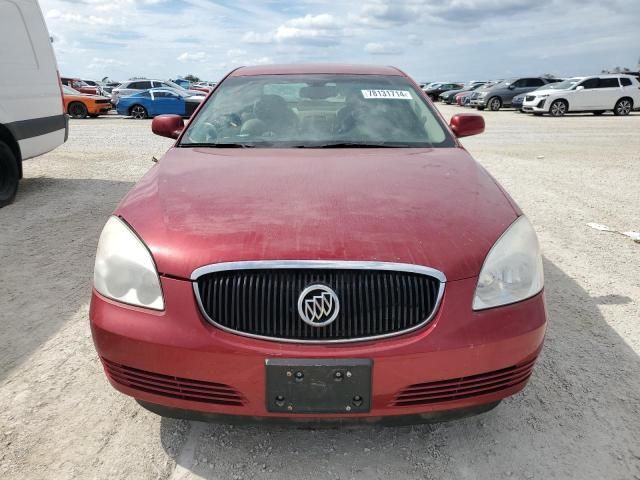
[422,82,464,101]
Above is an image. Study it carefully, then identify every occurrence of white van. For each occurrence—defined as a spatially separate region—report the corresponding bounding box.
[0,0,68,207]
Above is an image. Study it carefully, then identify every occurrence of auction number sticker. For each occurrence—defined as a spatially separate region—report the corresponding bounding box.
[361,89,412,99]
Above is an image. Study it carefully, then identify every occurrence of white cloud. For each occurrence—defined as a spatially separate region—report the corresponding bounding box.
[407,34,423,46]
[287,13,339,29]
[46,9,115,26]
[38,0,640,84]
[245,13,344,46]
[242,31,274,44]
[177,51,206,62]
[87,57,127,69]
[226,48,248,57]
[364,42,404,55]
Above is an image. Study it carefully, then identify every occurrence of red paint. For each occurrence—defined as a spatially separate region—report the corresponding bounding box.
[151,115,184,139]
[91,64,547,420]
[91,278,546,418]
[116,148,517,282]
[449,114,485,138]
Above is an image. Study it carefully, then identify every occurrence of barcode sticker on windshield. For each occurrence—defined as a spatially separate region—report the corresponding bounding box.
[361,89,412,99]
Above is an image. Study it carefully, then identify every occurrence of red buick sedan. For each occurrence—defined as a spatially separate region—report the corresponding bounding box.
[90,64,546,424]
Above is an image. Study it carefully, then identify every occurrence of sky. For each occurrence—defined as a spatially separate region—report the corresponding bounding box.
[40,0,640,83]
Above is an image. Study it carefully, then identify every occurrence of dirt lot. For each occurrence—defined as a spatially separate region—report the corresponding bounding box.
[1,107,639,480]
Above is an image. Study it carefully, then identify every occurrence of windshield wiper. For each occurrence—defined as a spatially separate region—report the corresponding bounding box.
[308,142,416,148]
[179,143,258,148]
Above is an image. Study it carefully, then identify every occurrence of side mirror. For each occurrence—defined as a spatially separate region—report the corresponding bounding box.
[152,114,184,139]
[449,114,485,138]
[576,85,584,91]
[508,84,516,90]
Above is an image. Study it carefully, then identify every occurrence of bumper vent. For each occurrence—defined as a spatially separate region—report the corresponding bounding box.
[102,358,245,406]
[194,264,443,343]
[391,358,536,406]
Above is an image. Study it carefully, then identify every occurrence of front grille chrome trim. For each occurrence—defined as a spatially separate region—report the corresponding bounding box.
[191,260,446,344]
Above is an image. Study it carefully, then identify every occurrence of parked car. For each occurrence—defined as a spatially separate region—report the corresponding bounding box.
[91,64,546,424]
[81,80,107,96]
[471,77,556,111]
[191,81,216,93]
[111,79,205,104]
[60,77,100,95]
[172,78,191,88]
[100,82,120,96]
[116,88,203,119]
[512,79,564,112]
[62,85,112,119]
[423,82,464,101]
[440,82,487,105]
[522,75,640,117]
[0,0,68,207]
[456,91,474,106]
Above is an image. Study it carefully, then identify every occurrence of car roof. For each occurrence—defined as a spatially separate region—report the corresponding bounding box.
[230,64,404,77]
[591,73,636,78]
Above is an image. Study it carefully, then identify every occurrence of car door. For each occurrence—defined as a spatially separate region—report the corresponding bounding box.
[128,81,152,96]
[523,78,546,94]
[151,90,185,116]
[593,77,621,109]
[504,78,527,103]
[571,78,599,110]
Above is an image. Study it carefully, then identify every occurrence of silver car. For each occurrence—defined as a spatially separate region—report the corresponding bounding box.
[111,79,205,104]
[471,77,553,111]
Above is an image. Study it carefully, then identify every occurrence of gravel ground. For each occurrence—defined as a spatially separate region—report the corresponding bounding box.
[1,107,639,480]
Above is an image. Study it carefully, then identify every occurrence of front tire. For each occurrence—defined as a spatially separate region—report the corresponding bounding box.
[614,98,633,116]
[488,97,502,111]
[68,102,88,119]
[130,105,148,119]
[549,100,568,117]
[0,141,19,208]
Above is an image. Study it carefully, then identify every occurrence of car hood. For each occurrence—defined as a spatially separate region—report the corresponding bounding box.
[115,148,518,281]
[527,88,561,96]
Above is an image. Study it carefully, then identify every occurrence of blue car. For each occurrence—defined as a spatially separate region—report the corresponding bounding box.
[116,88,203,119]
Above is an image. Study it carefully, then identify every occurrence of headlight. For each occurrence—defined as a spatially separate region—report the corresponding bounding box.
[478,92,487,98]
[94,216,164,310]
[473,216,544,310]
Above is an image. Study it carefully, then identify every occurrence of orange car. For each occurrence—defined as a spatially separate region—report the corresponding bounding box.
[62,85,112,119]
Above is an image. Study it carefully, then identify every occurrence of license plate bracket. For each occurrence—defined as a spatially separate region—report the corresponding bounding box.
[266,358,372,414]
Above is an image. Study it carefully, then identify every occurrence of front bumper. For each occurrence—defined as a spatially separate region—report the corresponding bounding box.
[90,275,546,421]
[522,99,547,113]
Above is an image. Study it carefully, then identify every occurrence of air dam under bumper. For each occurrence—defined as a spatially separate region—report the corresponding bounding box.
[90,275,546,421]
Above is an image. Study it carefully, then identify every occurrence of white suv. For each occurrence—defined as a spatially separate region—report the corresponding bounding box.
[522,74,640,117]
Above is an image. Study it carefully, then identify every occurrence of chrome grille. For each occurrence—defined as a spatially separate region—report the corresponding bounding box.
[193,261,444,343]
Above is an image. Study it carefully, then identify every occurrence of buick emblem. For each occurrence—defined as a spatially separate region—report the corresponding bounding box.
[297,284,340,327]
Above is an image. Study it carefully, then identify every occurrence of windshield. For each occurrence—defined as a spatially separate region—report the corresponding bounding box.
[490,80,513,89]
[152,88,190,98]
[180,74,454,148]
[551,78,583,90]
[162,80,187,91]
[62,85,81,95]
